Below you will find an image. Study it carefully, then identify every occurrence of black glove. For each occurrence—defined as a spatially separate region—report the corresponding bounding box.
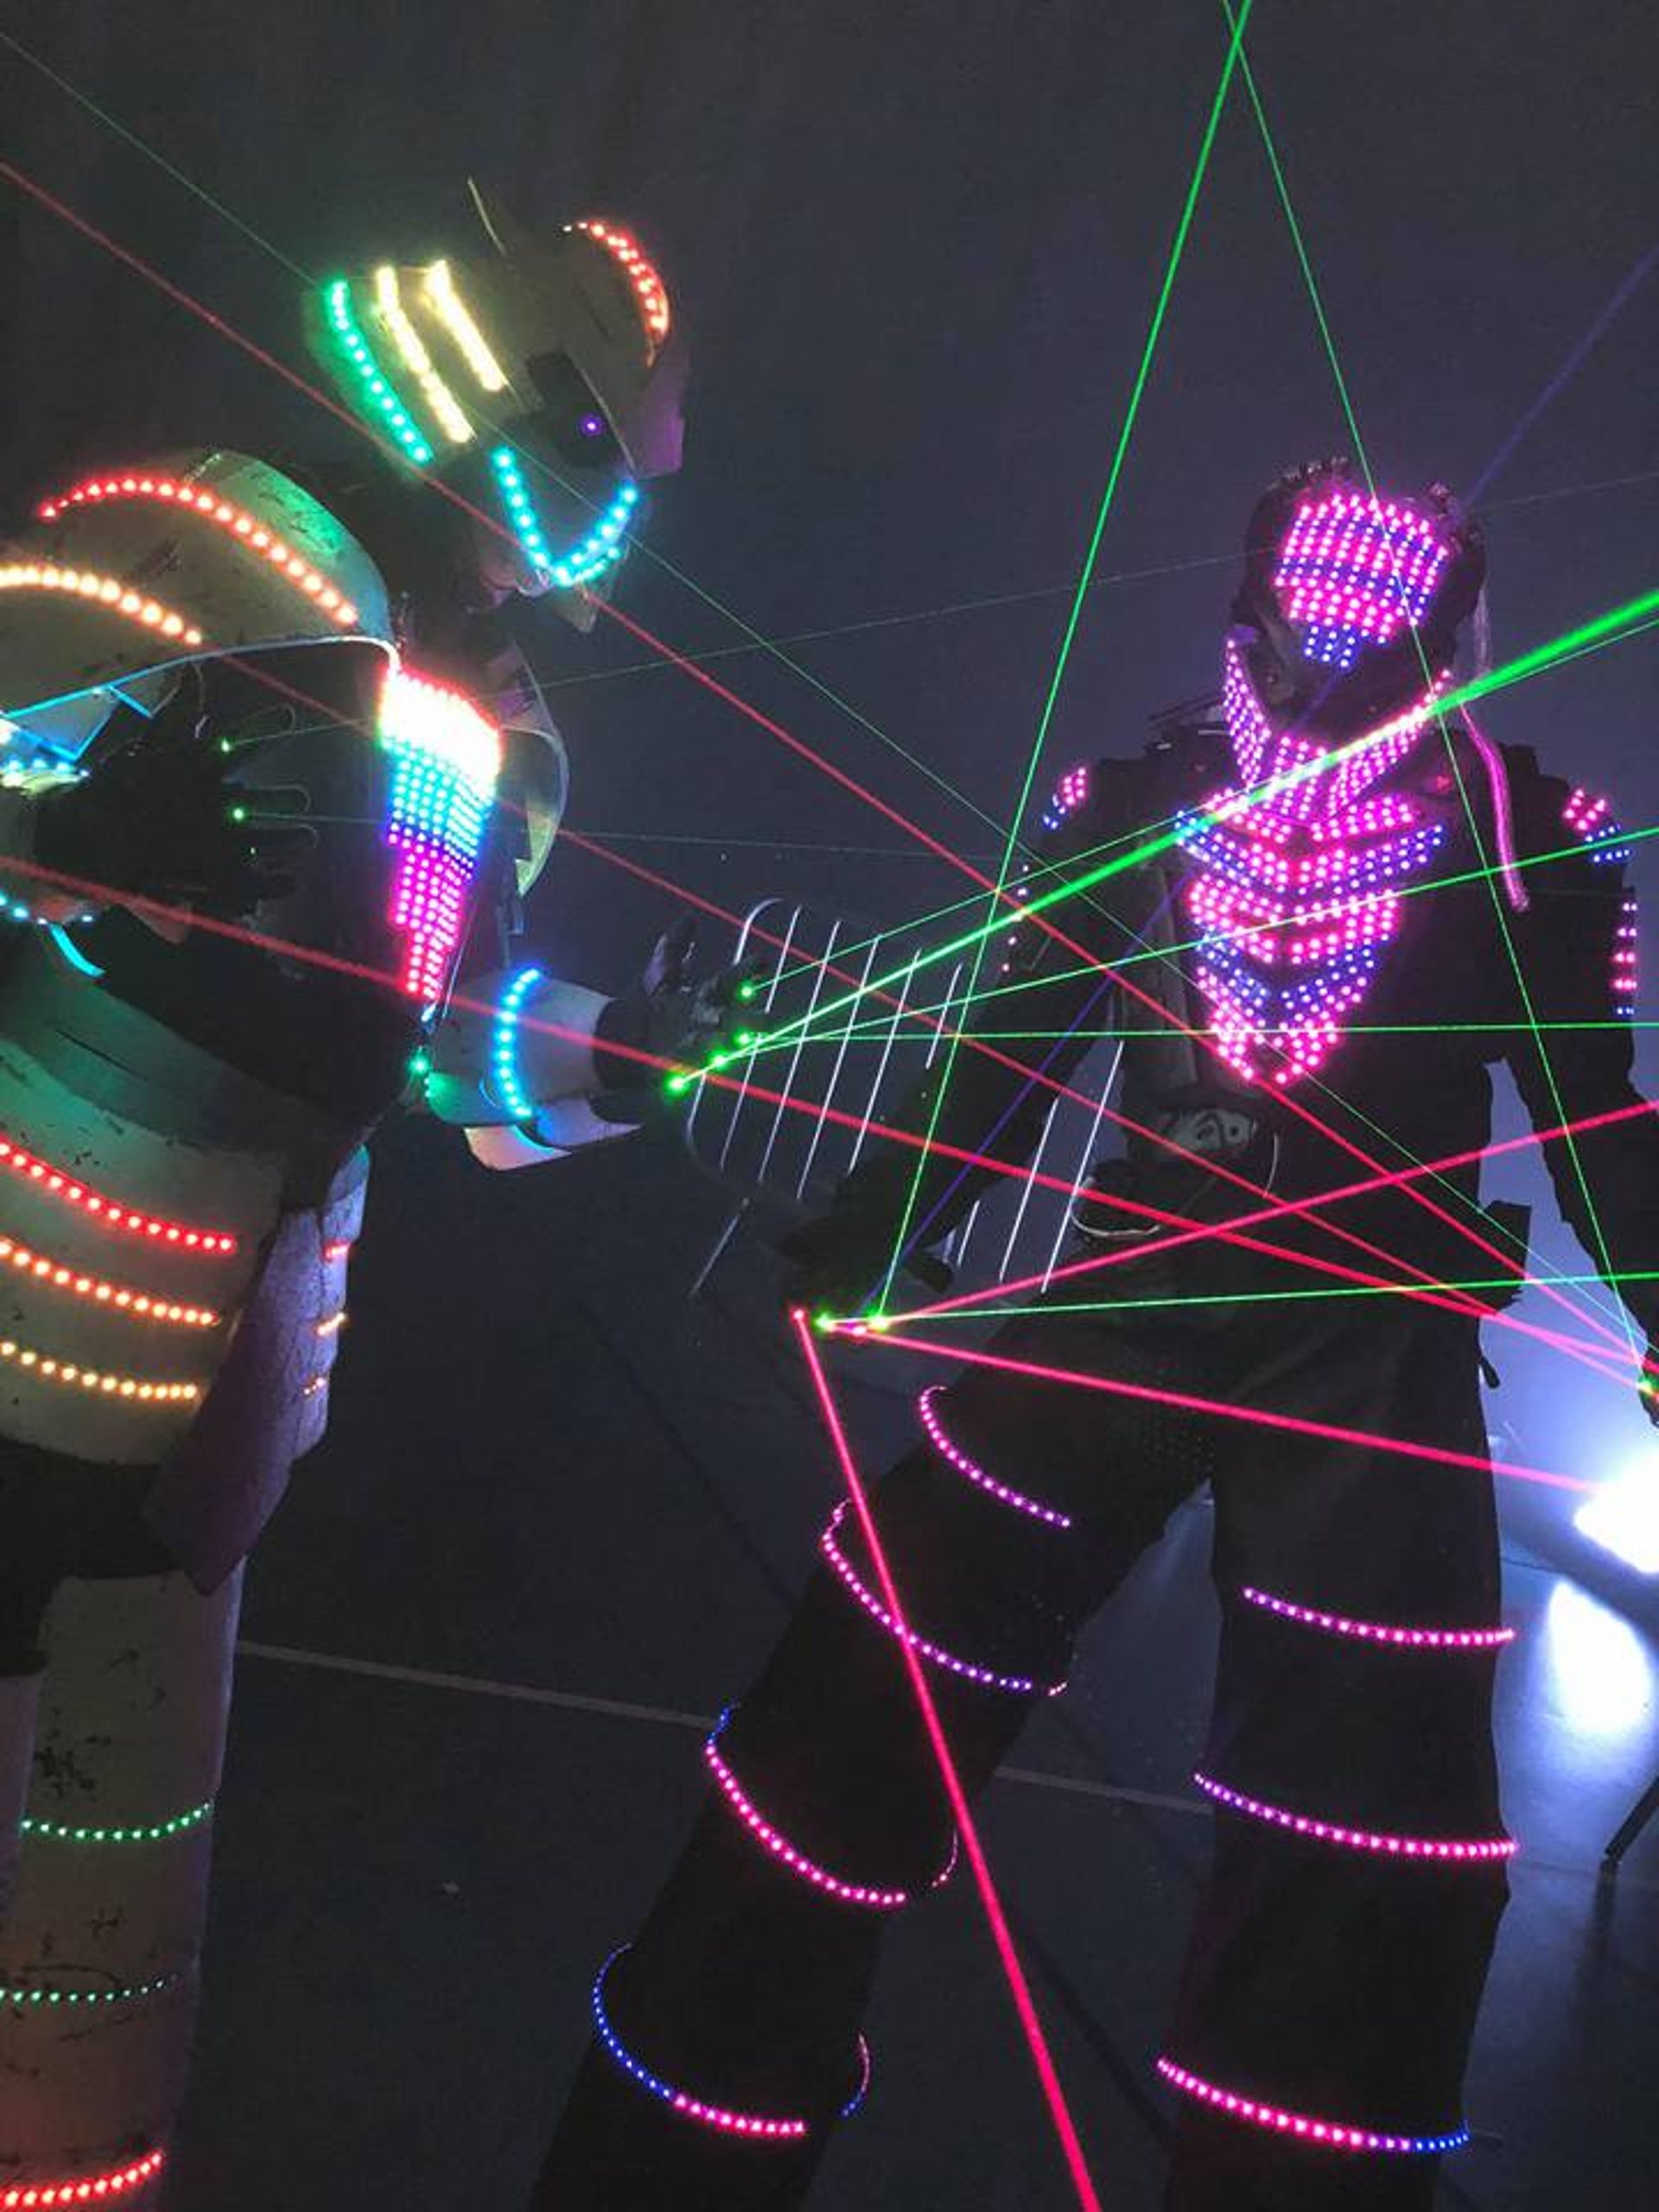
[593,914,763,1119]
[779,1155,953,1319]
[34,717,314,916]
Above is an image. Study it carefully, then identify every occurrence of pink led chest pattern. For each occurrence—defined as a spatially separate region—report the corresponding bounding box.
[1178,639,1447,1088]
[377,666,502,1006]
[1239,1586,1513,1649]
[918,1388,1072,1529]
[1272,489,1452,672]
[592,1948,870,2139]
[1192,1772,1515,1861]
[1155,2059,1468,2156]
[0,2147,166,2206]
[36,474,359,626]
[0,1135,237,1252]
[820,1502,1065,1696]
[705,1711,953,1909]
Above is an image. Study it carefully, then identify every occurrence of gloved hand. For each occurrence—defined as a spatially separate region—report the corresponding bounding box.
[779,1154,953,1319]
[592,914,760,1118]
[33,716,314,916]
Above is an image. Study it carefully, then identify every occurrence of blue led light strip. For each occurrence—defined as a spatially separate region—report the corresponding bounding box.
[489,447,638,588]
[492,965,544,1122]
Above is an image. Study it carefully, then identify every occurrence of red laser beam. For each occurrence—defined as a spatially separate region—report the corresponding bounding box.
[793,1313,1103,2212]
[852,1327,1595,1496]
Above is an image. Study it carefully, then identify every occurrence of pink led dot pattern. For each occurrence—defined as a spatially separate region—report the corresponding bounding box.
[0,1137,237,1253]
[0,2145,167,2205]
[1240,1585,1514,1649]
[918,1388,1072,1529]
[570,219,671,351]
[1039,762,1092,836]
[1192,1771,1515,1862]
[1156,2057,1468,2156]
[35,474,359,626]
[1272,489,1452,671]
[377,665,503,1006]
[705,1720,915,1910]
[820,1502,1065,1697]
[0,562,203,648]
[592,1948,870,2139]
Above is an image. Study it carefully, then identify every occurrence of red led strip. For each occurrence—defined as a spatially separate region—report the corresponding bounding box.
[571,219,671,347]
[37,473,359,627]
[0,562,202,648]
[0,2146,165,2206]
[0,1137,237,1254]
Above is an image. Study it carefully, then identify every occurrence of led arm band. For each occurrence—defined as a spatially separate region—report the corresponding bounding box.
[705,1711,952,1910]
[821,1502,1065,1697]
[918,1388,1072,1529]
[592,1947,870,2139]
[492,964,543,1122]
[1239,1585,1514,1649]
[1156,2058,1467,2157]
[1192,1773,1515,1862]
[35,474,360,626]
[0,2150,166,2206]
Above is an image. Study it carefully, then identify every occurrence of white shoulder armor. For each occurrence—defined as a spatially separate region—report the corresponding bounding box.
[0,451,396,765]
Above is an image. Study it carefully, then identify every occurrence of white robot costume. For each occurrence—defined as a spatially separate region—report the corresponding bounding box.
[0,200,710,2201]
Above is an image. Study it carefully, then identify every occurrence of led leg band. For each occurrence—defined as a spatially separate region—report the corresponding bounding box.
[1156,2058,1468,2156]
[592,1948,870,2140]
[1192,1774,1515,1862]
[21,1797,213,1846]
[0,2148,166,2206]
[704,1711,953,1910]
[820,1503,1065,1698]
[918,1387,1072,1529]
[1239,1586,1514,1649]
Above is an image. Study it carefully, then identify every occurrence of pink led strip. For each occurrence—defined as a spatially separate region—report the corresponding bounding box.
[1240,1585,1513,1650]
[37,474,359,626]
[1192,1772,1515,1862]
[0,1136,236,1253]
[820,1502,1064,1697]
[705,1723,918,1910]
[0,1233,218,1327]
[0,2147,166,2206]
[0,562,202,648]
[918,1388,1072,1529]
[1155,2059,1468,2156]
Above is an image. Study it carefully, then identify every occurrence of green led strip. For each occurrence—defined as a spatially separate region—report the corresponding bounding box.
[321,276,435,466]
[21,1798,213,1846]
[1,1970,181,2009]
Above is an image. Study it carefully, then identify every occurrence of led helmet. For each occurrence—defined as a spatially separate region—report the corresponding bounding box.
[305,188,686,628]
[1232,457,1485,731]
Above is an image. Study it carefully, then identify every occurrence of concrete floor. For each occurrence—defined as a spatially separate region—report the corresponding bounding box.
[163,1120,1659,2209]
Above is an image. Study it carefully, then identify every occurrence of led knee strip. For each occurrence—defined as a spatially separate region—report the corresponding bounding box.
[820,1503,1064,1697]
[1156,2058,1467,2156]
[592,1947,869,2140]
[918,1387,1072,1529]
[1239,1586,1513,1649]
[1193,1773,1515,1862]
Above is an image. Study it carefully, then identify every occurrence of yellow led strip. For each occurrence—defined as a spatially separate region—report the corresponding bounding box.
[0,1234,219,1327]
[0,563,203,646]
[422,260,509,393]
[0,1336,201,1402]
[372,267,474,445]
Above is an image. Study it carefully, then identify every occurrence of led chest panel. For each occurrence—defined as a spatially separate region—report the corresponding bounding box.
[1178,639,1447,1088]
[377,666,502,1007]
[1272,489,1452,671]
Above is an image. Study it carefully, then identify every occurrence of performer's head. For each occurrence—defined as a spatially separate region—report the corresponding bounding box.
[306,191,685,629]
[1231,457,1485,734]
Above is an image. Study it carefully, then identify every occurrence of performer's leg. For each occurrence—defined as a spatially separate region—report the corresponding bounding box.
[536,1313,1212,2209]
[1161,1309,1508,2212]
[0,1567,242,2203]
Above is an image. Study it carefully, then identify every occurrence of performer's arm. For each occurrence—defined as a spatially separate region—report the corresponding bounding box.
[1501,753,1659,1345]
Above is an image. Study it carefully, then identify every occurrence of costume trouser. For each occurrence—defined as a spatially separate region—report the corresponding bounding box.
[536,1265,1510,2210]
[1,1445,236,2203]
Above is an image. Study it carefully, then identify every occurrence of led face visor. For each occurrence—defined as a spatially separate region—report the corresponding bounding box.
[1271,490,1453,672]
[315,251,652,594]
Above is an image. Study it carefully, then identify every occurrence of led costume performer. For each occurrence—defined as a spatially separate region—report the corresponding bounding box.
[537,461,1659,2209]
[0,202,709,2202]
